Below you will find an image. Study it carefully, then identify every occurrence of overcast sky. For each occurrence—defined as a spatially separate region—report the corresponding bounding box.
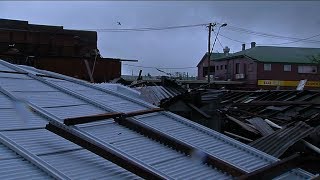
[1,1,320,76]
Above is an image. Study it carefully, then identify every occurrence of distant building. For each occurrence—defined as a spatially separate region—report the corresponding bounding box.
[0,18,121,82]
[197,42,320,89]
[197,52,227,80]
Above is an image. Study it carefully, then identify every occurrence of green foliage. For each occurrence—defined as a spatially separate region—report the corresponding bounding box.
[309,54,320,64]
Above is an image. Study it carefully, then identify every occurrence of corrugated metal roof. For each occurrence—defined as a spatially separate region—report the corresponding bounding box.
[0,60,315,179]
[0,141,53,179]
[249,121,314,158]
[135,86,177,106]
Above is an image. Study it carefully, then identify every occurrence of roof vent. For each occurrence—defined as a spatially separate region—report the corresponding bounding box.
[242,44,246,51]
[223,46,230,55]
[251,42,256,48]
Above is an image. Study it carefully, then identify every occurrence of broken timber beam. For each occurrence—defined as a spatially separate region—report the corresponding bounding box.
[233,101,320,107]
[64,108,164,126]
[237,153,306,180]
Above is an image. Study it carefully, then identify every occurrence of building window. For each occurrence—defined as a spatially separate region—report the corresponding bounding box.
[298,65,317,74]
[248,63,253,72]
[284,65,291,72]
[264,64,271,71]
[220,65,223,70]
[203,67,208,77]
[216,66,219,70]
[225,65,227,69]
[236,63,240,74]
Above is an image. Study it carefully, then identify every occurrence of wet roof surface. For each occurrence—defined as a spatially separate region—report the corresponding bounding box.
[0,60,314,179]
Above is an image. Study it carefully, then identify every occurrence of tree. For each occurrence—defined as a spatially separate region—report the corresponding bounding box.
[307,54,320,81]
[309,54,320,65]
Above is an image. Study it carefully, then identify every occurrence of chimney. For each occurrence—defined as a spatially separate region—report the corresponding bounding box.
[251,42,256,48]
[242,44,246,51]
[223,46,230,56]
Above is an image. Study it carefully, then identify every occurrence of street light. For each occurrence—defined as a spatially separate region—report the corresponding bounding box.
[212,23,227,54]
[208,23,227,84]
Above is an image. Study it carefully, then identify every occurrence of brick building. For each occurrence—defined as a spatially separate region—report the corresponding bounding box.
[0,18,121,82]
[197,42,320,89]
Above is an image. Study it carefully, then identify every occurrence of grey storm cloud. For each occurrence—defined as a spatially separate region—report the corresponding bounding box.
[1,1,320,76]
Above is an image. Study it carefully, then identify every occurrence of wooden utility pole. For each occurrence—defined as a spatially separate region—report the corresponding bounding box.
[207,23,214,84]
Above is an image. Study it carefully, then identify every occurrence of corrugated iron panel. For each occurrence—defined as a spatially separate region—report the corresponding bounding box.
[248,117,275,136]
[0,64,14,71]
[11,91,85,108]
[0,62,314,179]
[43,104,107,120]
[31,71,314,178]
[18,65,46,76]
[43,78,149,112]
[0,143,53,179]
[2,129,81,155]
[135,85,181,106]
[0,73,33,80]
[249,121,314,158]
[83,122,230,179]
[0,78,54,92]
[136,113,273,172]
[0,108,46,130]
[153,156,230,180]
[95,83,141,99]
[273,169,315,180]
[0,158,53,179]
[0,143,19,159]
[0,94,13,108]
[40,150,139,180]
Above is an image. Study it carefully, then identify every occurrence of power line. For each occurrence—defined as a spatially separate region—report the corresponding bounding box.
[219,32,320,46]
[123,64,197,69]
[212,31,225,49]
[83,21,320,44]
[219,33,250,44]
[218,23,320,44]
[217,37,224,49]
[85,23,208,32]
[260,33,320,45]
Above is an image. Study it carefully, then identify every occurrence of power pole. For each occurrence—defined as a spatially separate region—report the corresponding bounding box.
[207,23,214,84]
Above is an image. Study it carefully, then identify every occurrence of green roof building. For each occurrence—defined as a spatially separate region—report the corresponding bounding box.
[197,44,320,89]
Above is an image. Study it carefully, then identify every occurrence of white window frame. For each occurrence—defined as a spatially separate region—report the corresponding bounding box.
[264,64,271,71]
[298,65,317,74]
[283,65,291,72]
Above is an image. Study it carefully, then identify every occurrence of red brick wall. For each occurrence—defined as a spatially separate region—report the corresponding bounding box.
[212,57,258,87]
[257,63,320,81]
[35,57,121,83]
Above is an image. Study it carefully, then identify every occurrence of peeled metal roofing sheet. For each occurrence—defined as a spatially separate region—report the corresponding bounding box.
[249,121,314,158]
[248,117,275,136]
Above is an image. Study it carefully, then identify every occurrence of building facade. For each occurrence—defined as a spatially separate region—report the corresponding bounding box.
[197,43,320,89]
[0,18,121,82]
